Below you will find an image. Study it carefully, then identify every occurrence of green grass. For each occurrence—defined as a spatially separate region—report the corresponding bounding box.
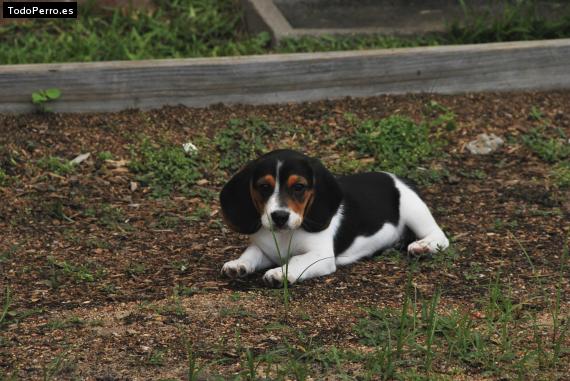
[43,316,85,331]
[0,0,270,64]
[125,262,147,277]
[277,34,441,53]
[124,111,454,198]
[352,114,448,183]
[450,0,570,44]
[1,0,569,64]
[97,151,113,161]
[46,256,103,287]
[0,287,11,328]
[43,200,74,222]
[524,123,570,189]
[0,146,20,183]
[200,274,567,380]
[152,213,181,229]
[0,168,7,186]
[213,118,273,174]
[147,349,166,366]
[188,205,211,222]
[37,156,75,175]
[551,162,570,188]
[278,1,570,53]
[129,138,203,198]
[0,245,19,264]
[522,126,570,163]
[164,250,568,380]
[84,204,129,229]
[41,348,77,381]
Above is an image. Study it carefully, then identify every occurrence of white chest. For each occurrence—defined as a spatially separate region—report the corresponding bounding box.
[251,227,338,265]
[251,229,306,265]
[250,209,342,266]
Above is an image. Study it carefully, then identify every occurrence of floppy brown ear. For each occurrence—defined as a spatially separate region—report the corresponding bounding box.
[219,162,261,234]
[302,158,343,232]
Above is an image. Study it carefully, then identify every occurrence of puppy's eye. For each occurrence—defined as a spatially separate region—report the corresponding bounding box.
[258,183,272,192]
[292,183,306,192]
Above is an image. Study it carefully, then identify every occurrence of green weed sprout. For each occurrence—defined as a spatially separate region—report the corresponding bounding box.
[31,88,61,112]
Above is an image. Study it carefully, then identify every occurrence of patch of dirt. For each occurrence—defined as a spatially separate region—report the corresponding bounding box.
[1,92,569,380]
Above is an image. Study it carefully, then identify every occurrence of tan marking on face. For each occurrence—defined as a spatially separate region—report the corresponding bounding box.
[287,175,308,188]
[286,189,313,218]
[256,175,276,188]
[285,175,311,217]
[250,175,276,214]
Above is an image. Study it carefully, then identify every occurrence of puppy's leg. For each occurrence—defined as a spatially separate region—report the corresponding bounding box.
[263,251,336,287]
[395,179,449,255]
[222,245,274,278]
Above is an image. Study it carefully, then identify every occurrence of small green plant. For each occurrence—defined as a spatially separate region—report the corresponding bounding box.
[0,245,19,264]
[461,168,487,180]
[186,344,204,381]
[219,305,253,319]
[176,284,198,297]
[551,162,570,188]
[41,348,76,381]
[153,214,181,229]
[148,349,165,366]
[37,156,75,175]
[85,238,111,250]
[508,231,535,273]
[425,100,457,131]
[327,153,366,175]
[353,115,446,181]
[242,348,257,380]
[170,284,187,317]
[528,106,544,121]
[125,262,147,277]
[230,292,241,302]
[493,218,519,232]
[129,138,202,197]
[31,88,61,112]
[85,204,128,229]
[44,316,85,330]
[451,0,570,44]
[522,126,569,163]
[214,118,272,173]
[97,151,113,161]
[0,287,11,328]
[44,200,74,222]
[0,168,7,185]
[47,257,98,284]
[189,206,211,222]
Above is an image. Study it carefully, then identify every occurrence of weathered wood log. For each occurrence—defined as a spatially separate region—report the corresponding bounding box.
[0,39,569,113]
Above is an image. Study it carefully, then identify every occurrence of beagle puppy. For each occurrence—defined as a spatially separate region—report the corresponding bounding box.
[220,149,449,287]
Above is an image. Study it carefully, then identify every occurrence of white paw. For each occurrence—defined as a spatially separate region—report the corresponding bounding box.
[408,235,449,255]
[263,267,295,288]
[221,259,254,278]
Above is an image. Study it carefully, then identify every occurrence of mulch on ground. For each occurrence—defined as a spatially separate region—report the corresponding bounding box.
[0,92,569,380]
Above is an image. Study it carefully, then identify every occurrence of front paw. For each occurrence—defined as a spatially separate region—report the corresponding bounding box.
[221,259,253,279]
[263,267,295,288]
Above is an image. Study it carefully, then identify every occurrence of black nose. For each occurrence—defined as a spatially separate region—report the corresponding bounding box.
[271,211,290,228]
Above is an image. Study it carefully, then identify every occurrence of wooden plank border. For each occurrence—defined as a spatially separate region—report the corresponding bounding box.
[1,39,570,113]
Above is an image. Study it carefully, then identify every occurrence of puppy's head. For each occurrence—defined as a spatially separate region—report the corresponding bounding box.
[220,149,343,234]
